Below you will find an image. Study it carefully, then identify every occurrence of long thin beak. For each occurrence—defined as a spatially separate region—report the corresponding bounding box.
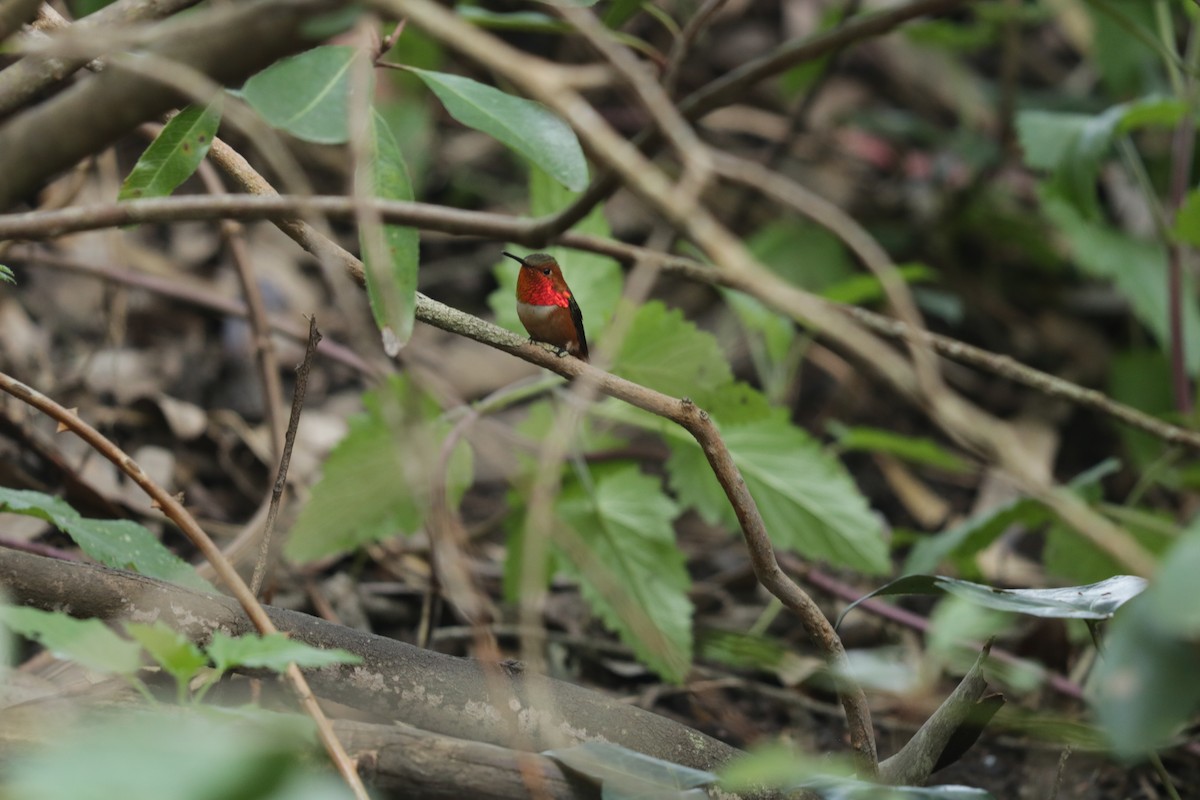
[502,251,526,266]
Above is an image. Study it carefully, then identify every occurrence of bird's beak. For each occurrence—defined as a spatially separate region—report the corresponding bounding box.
[502,251,526,267]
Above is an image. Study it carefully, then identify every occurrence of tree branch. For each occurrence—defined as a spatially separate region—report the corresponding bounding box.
[0,0,344,209]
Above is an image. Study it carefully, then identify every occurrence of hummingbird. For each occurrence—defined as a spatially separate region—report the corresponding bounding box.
[504,251,589,361]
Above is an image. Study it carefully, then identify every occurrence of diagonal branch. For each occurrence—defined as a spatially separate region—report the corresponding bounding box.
[0,370,369,800]
[4,194,1197,456]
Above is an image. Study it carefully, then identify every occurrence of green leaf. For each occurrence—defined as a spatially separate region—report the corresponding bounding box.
[242,45,359,144]
[455,7,569,33]
[118,101,222,201]
[1092,593,1200,758]
[1172,187,1200,248]
[829,423,971,473]
[836,574,1147,629]
[1041,185,1200,373]
[544,742,715,800]
[359,109,419,354]
[124,621,207,692]
[5,707,336,800]
[206,631,361,673]
[1093,518,1200,756]
[408,67,587,190]
[0,264,14,284]
[667,417,889,574]
[904,458,1117,575]
[489,166,622,338]
[0,486,211,591]
[285,376,472,562]
[553,465,693,683]
[611,302,733,402]
[0,605,142,674]
[1018,98,1184,219]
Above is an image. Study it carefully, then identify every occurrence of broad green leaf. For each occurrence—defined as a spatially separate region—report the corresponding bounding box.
[124,621,207,693]
[0,264,14,284]
[544,742,715,800]
[1018,98,1183,219]
[611,301,733,402]
[0,486,211,591]
[554,465,692,682]
[0,605,142,674]
[1016,111,1092,171]
[408,67,587,190]
[667,417,888,574]
[5,707,336,800]
[1092,517,1200,756]
[242,45,359,144]
[489,166,622,338]
[1141,515,1200,634]
[1041,186,1200,374]
[359,109,419,354]
[206,632,361,673]
[829,423,971,473]
[1092,593,1200,758]
[1085,0,1160,96]
[118,101,222,201]
[836,574,1147,630]
[286,376,472,562]
[904,458,1117,575]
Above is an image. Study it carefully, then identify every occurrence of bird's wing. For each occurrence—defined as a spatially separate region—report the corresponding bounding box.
[568,294,589,361]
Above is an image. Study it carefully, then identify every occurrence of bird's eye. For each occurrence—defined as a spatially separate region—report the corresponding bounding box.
[542,268,552,276]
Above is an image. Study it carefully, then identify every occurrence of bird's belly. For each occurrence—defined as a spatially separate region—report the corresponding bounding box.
[517,302,559,323]
[517,302,579,352]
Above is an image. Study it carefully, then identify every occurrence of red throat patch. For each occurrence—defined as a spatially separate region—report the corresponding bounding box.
[517,269,569,307]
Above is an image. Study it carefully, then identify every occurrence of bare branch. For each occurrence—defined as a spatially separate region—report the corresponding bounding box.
[0,371,369,799]
[0,0,344,210]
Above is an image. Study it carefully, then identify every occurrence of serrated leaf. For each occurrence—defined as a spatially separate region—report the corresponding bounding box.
[0,264,14,284]
[206,631,361,674]
[125,621,207,691]
[0,605,142,674]
[408,67,587,190]
[837,574,1147,630]
[611,302,733,402]
[359,109,418,353]
[119,101,222,201]
[667,418,888,573]
[904,458,1119,574]
[0,486,211,591]
[489,166,622,338]
[544,742,716,800]
[285,376,472,562]
[242,45,359,144]
[553,466,692,682]
[1041,186,1200,374]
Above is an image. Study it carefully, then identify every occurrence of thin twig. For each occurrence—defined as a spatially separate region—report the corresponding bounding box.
[195,158,286,460]
[377,0,1158,580]
[3,195,1196,452]
[251,316,321,598]
[0,370,369,800]
[661,0,730,98]
[8,248,375,376]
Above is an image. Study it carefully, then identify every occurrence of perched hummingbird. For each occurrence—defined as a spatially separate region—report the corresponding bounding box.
[504,251,589,361]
